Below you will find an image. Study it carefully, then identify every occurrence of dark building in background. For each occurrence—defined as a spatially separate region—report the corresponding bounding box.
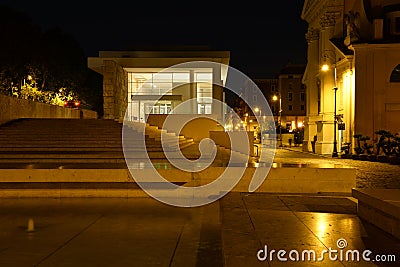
[236,63,306,140]
[278,63,307,131]
[253,79,279,115]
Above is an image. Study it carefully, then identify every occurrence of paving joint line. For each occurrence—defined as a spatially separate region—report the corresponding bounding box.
[277,195,347,266]
[168,223,185,267]
[34,214,104,266]
[241,193,271,267]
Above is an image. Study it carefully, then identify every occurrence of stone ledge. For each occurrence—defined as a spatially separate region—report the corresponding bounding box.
[352,188,400,240]
[0,166,356,196]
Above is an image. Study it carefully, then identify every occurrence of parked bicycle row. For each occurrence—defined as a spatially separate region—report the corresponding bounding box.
[340,130,400,164]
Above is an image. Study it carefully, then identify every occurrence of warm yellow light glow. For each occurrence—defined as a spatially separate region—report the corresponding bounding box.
[321,64,329,72]
[245,113,248,117]
[249,120,253,123]
[298,122,304,128]
[254,107,260,113]
[27,75,33,81]
[272,95,278,101]
[316,213,328,238]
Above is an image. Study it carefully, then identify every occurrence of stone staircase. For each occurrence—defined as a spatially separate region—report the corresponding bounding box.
[0,118,198,164]
[0,118,252,197]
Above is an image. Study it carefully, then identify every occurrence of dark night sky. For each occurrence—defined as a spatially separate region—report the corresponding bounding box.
[0,1,308,79]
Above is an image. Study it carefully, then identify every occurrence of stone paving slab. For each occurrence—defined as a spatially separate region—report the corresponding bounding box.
[352,189,400,220]
[352,189,400,241]
[0,198,221,267]
[221,193,400,267]
[0,194,399,266]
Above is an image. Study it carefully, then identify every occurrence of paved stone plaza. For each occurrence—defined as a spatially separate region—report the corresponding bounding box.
[0,147,399,266]
[0,194,399,266]
[273,147,400,189]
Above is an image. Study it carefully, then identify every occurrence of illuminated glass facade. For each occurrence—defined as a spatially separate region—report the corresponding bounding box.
[87,50,230,121]
[127,70,213,122]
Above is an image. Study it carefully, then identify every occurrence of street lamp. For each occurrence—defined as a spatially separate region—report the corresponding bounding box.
[272,94,282,147]
[321,57,339,158]
[254,107,263,143]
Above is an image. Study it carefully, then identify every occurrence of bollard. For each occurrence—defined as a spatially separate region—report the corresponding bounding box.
[27,218,35,233]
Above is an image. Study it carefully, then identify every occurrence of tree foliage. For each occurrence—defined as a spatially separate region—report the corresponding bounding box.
[0,4,102,115]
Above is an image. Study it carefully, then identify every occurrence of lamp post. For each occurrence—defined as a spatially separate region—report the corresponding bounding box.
[272,95,282,147]
[333,86,338,157]
[254,107,263,143]
[322,58,339,158]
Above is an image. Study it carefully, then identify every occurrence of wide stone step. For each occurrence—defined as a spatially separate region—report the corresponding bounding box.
[0,147,161,152]
[0,118,197,164]
[352,188,400,240]
[0,154,201,163]
[0,140,192,148]
[0,152,127,159]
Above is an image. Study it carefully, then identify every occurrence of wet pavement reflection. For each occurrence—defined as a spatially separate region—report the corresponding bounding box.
[0,194,398,266]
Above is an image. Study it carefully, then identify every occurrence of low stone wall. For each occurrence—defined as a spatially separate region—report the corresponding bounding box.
[352,189,400,240]
[146,114,224,142]
[0,165,356,197]
[0,94,98,125]
[209,131,255,157]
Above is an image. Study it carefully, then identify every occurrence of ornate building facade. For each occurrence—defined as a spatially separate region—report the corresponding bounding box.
[301,0,400,155]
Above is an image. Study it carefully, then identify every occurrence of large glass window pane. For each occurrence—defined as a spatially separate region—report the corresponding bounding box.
[131,73,152,82]
[136,83,153,95]
[173,72,190,83]
[153,73,172,82]
[129,73,153,95]
[152,82,172,95]
[196,73,212,82]
[197,82,212,109]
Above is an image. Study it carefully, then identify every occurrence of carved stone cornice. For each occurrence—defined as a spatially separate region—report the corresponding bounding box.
[320,12,339,28]
[305,28,320,42]
[302,0,315,18]
[302,0,328,25]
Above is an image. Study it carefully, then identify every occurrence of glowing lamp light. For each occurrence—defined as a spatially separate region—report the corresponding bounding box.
[272,95,278,101]
[298,122,304,128]
[321,64,329,72]
[74,101,80,107]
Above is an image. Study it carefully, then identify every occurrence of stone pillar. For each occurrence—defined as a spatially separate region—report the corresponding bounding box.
[212,66,223,121]
[190,70,196,114]
[102,60,127,121]
[303,27,320,152]
[316,13,337,155]
[103,60,116,119]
